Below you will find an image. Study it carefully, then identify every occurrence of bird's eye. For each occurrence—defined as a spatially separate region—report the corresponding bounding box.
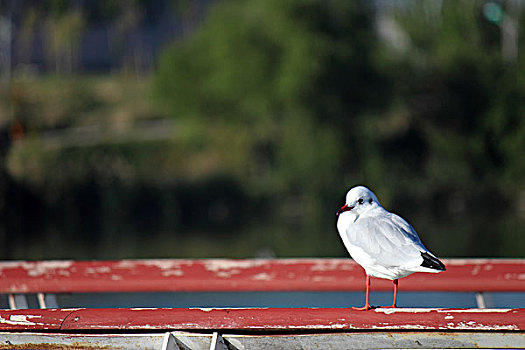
[358,198,364,204]
[369,198,373,204]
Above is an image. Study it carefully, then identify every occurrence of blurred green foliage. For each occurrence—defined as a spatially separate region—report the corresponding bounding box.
[152,0,525,257]
[154,0,381,222]
[3,0,525,259]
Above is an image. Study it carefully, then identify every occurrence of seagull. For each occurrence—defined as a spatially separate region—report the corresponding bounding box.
[336,186,446,310]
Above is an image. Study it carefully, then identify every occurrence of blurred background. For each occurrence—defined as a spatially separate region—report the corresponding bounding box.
[0,0,524,261]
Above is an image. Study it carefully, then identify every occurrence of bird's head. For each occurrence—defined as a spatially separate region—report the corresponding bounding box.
[336,186,380,216]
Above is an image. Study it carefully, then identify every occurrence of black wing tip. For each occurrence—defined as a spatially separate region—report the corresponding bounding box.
[421,252,446,271]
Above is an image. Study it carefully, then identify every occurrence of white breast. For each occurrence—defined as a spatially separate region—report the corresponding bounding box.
[336,208,427,280]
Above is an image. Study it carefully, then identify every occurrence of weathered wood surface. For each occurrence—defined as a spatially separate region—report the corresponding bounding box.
[0,307,523,331]
[1,331,524,350]
[0,332,166,350]
[0,259,524,293]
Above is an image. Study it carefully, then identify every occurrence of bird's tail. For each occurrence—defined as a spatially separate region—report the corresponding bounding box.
[420,252,446,271]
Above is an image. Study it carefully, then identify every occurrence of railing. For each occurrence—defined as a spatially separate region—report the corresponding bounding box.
[0,258,524,349]
[2,258,524,292]
[1,258,523,307]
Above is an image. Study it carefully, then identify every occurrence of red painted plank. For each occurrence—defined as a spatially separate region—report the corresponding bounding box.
[1,308,523,331]
[0,259,523,294]
[0,308,72,330]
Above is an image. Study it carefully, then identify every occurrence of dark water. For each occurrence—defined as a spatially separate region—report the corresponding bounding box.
[2,168,525,260]
[2,291,523,309]
[5,212,525,261]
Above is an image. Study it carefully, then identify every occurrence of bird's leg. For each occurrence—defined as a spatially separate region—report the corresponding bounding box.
[352,275,372,311]
[383,279,398,308]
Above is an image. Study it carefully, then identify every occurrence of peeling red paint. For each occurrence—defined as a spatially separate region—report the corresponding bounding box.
[0,309,71,330]
[0,259,523,294]
[0,308,523,331]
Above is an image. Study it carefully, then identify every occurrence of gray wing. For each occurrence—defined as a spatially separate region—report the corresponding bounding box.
[348,213,428,267]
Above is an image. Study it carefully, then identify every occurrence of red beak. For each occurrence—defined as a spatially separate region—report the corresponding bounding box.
[336,204,354,216]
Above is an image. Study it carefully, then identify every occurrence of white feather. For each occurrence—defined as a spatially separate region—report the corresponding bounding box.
[337,186,444,280]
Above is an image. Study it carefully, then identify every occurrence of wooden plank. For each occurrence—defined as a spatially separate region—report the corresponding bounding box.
[1,331,524,350]
[0,308,523,331]
[0,259,523,294]
[0,332,167,350]
[0,308,72,330]
[222,332,525,349]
